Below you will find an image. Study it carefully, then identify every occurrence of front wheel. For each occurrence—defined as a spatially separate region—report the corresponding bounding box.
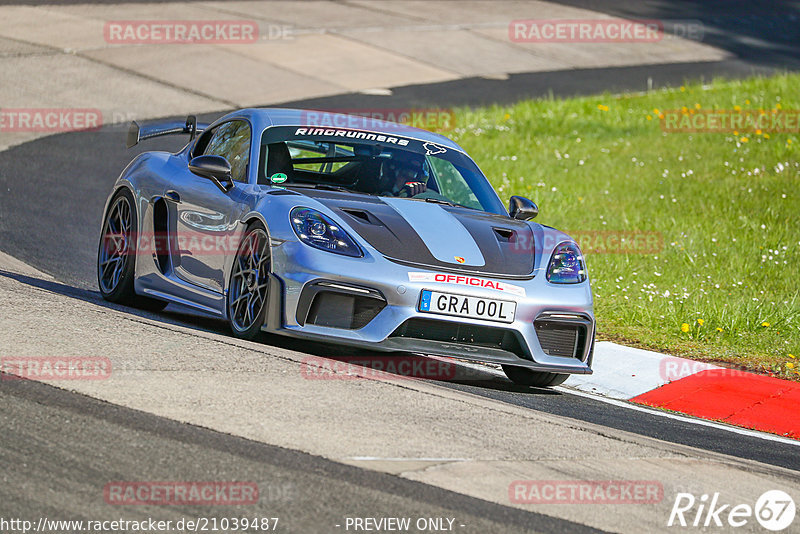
[501,365,568,387]
[227,222,271,340]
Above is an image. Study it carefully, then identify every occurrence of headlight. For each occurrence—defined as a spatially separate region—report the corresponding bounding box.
[546,241,587,284]
[290,207,362,257]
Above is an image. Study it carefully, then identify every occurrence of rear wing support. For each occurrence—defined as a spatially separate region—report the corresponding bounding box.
[126,115,210,148]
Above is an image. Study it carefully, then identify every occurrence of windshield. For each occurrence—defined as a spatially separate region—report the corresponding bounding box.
[258,126,506,214]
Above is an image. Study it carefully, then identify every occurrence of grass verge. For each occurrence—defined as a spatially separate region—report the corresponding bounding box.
[449,73,799,379]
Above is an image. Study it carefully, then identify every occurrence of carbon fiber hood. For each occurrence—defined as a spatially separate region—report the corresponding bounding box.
[297,189,535,278]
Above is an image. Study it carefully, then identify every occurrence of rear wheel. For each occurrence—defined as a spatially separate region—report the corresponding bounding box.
[97,188,167,312]
[501,365,568,387]
[227,222,271,340]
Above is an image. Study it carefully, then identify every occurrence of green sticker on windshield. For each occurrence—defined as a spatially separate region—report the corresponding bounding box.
[270,172,287,184]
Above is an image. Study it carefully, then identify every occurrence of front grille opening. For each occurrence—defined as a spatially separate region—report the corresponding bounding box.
[306,291,385,329]
[534,320,587,359]
[390,318,527,359]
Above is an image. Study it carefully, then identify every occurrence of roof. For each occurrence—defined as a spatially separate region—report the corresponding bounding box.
[214,107,465,152]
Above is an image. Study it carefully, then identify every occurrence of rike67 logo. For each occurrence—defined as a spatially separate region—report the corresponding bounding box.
[668,490,795,531]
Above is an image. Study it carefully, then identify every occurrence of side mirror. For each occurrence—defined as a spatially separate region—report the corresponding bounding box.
[508,195,538,220]
[189,155,234,192]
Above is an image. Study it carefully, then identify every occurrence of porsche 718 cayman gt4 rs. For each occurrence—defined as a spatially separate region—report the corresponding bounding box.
[97,109,594,386]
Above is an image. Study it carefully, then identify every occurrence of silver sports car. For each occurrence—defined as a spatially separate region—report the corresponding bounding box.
[98,108,594,386]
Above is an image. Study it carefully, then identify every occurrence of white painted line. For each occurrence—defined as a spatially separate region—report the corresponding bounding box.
[555,386,800,447]
[345,457,469,462]
[431,355,800,446]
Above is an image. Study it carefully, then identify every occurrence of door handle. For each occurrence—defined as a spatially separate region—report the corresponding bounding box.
[165,190,181,203]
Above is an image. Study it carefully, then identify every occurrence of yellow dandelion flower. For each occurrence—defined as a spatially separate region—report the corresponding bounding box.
[646,115,652,121]
[653,108,660,114]
[658,113,664,119]
[764,133,770,139]
[680,86,686,92]
[740,137,748,143]
[776,103,782,110]
[787,362,796,369]
[733,131,739,136]
[788,139,793,144]
[756,129,762,135]
[745,99,750,105]
[681,323,690,333]
[716,327,724,332]
[695,103,701,109]
[681,106,688,114]
[734,105,741,111]
[697,319,705,326]
[762,322,770,327]
[503,113,511,121]
[789,354,796,359]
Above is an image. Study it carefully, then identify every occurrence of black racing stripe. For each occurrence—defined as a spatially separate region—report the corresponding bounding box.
[454,211,535,276]
[296,189,535,276]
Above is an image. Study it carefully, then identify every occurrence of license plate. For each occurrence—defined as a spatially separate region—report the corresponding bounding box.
[418,290,516,323]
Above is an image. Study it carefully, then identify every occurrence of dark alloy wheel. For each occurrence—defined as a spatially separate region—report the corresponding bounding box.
[227,222,271,340]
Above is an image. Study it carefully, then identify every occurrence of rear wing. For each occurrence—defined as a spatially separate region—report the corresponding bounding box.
[126,115,210,148]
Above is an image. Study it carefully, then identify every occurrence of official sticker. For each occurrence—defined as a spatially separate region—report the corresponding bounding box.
[408,272,526,297]
[270,172,288,184]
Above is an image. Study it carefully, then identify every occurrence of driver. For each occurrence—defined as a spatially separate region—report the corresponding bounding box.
[380,152,428,197]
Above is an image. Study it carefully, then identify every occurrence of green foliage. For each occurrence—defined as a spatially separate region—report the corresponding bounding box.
[449,74,800,376]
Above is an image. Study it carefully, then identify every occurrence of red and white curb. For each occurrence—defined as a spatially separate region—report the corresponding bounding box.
[566,342,800,440]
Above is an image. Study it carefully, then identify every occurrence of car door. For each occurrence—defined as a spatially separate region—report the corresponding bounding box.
[172,120,251,293]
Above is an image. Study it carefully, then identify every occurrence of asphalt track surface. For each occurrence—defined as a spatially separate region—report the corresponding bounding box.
[4,270,800,474]
[0,370,600,534]
[2,1,800,528]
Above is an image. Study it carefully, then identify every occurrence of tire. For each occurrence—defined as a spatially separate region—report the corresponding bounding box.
[227,221,271,340]
[97,188,167,312]
[501,365,569,387]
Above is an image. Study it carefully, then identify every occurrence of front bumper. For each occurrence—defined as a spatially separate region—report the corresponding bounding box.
[264,241,594,374]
